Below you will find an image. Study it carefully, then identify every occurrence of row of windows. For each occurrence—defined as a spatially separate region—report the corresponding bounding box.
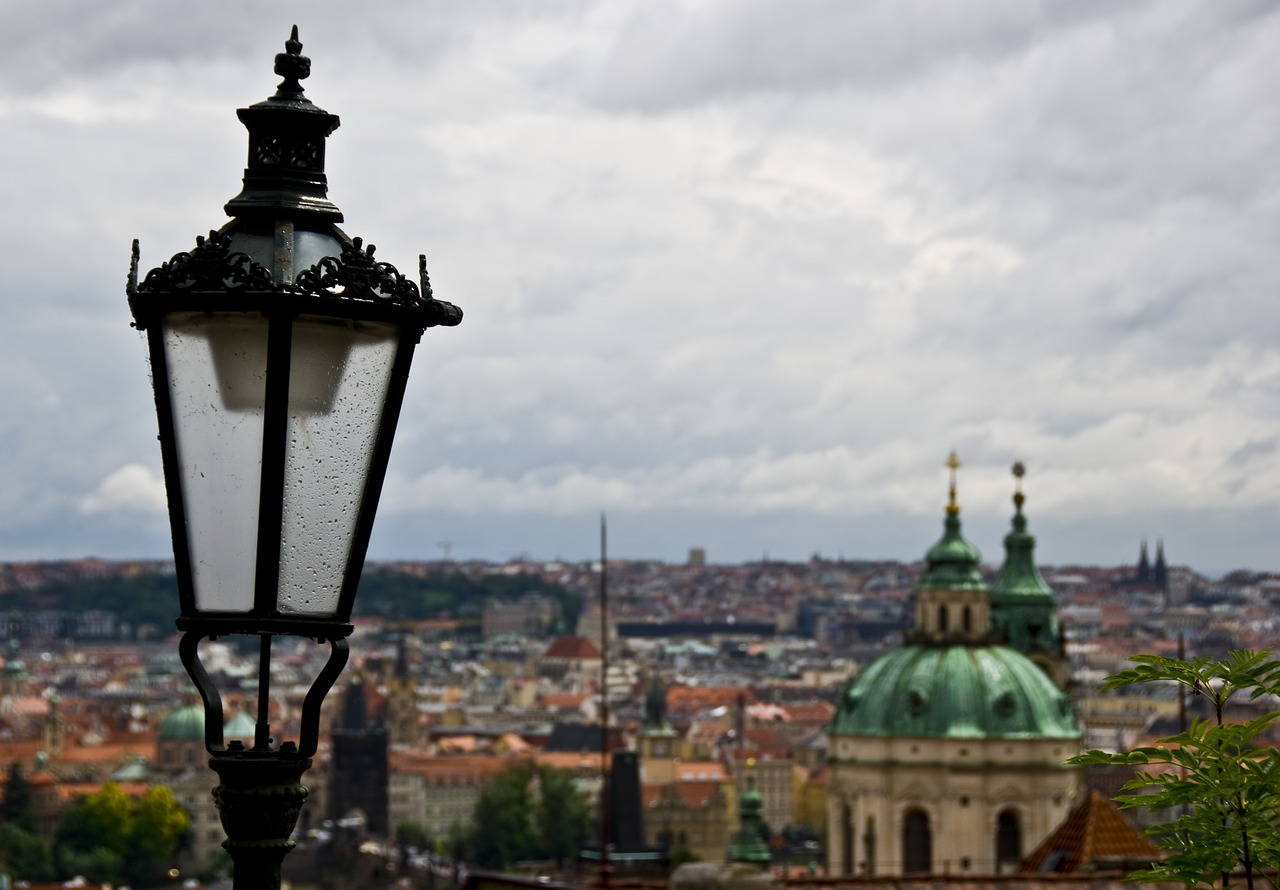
[842,807,1022,874]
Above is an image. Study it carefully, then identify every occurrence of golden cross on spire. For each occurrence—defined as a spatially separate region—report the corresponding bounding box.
[946,450,961,513]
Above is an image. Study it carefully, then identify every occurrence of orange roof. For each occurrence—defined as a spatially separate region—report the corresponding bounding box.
[1,696,49,717]
[674,761,728,782]
[667,686,757,713]
[543,636,602,659]
[437,735,481,753]
[533,751,604,774]
[539,693,588,709]
[495,733,531,753]
[388,751,517,785]
[779,702,836,725]
[1021,791,1160,873]
[642,781,724,811]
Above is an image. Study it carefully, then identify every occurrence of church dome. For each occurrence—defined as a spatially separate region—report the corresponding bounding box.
[223,711,257,740]
[832,644,1078,739]
[920,511,985,591]
[157,703,205,741]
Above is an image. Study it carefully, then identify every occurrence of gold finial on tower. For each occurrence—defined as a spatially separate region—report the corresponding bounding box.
[946,450,961,514]
[1012,461,1026,512]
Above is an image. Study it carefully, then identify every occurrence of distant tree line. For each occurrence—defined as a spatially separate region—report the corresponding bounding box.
[1,567,580,640]
[355,567,581,632]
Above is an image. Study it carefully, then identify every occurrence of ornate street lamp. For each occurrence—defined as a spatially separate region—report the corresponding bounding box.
[127,28,461,890]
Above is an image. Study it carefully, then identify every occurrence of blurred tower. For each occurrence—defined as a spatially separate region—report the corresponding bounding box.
[329,677,389,836]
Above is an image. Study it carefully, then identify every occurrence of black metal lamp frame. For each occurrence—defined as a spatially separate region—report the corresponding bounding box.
[126,29,461,890]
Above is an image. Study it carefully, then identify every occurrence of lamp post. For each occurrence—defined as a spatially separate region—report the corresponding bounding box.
[127,28,461,890]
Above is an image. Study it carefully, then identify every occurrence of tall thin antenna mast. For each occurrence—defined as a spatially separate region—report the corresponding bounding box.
[598,512,612,887]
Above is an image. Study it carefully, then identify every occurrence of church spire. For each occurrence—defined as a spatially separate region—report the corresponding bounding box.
[991,462,1055,610]
[990,462,1068,687]
[1154,539,1168,590]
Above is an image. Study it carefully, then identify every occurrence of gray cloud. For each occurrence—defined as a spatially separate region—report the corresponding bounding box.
[0,2,1276,575]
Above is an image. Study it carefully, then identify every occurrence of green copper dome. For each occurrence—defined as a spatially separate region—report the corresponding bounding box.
[831,645,1078,739]
[728,771,771,866]
[223,711,257,740]
[157,704,205,742]
[919,510,985,591]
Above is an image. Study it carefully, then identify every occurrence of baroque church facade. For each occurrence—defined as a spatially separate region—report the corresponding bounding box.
[826,457,1081,876]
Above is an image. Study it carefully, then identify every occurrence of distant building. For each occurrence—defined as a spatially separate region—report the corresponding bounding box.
[388,751,510,841]
[384,635,420,746]
[638,675,733,862]
[827,457,1081,876]
[482,594,562,638]
[539,635,602,680]
[328,678,389,836]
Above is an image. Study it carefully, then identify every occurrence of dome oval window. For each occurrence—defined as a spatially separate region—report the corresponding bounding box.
[995,692,1016,717]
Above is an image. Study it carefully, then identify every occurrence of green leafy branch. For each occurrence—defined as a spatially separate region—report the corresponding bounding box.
[1070,650,1280,890]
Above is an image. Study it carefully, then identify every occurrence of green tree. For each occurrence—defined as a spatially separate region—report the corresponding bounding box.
[0,821,53,881]
[57,847,125,885]
[79,782,135,854]
[54,782,188,887]
[1070,650,1280,889]
[535,766,591,867]
[130,786,189,884]
[55,787,130,884]
[464,762,593,871]
[468,762,539,869]
[396,821,431,851]
[1,762,37,833]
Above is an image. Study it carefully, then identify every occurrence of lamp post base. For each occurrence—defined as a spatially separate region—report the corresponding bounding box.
[210,753,312,890]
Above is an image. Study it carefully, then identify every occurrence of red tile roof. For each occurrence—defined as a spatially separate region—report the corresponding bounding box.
[1021,791,1160,873]
[543,636,602,659]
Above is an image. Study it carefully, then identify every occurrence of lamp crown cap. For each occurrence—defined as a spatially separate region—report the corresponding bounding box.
[273,25,310,98]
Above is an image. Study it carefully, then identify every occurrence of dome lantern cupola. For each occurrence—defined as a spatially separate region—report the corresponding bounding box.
[914,452,989,641]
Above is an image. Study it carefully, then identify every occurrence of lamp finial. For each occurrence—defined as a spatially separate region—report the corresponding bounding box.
[273,25,311,98]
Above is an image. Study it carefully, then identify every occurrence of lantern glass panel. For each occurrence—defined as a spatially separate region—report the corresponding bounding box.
[162,312,267,613]
[277,315,399,617]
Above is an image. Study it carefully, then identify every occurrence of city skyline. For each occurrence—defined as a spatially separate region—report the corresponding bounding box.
[2,3,1278,575]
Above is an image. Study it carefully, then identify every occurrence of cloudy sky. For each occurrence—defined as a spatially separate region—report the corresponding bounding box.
[2,1,1277,575]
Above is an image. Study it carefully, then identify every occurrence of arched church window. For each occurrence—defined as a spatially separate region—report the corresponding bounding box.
[937,605,948,633]
[902,808,931,874]
[996,809,1021,870]
[962,605,972,633]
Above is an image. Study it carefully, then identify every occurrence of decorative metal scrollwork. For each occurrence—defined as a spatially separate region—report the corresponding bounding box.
[294,236,422,305]
[252,136,322,171]
[138,231,278,294]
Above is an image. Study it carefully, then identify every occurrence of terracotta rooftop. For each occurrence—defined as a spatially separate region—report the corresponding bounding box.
[642,780,724,811]
[1021,791,1160,874]
[667,686,757,713]
[543,636,602,659]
